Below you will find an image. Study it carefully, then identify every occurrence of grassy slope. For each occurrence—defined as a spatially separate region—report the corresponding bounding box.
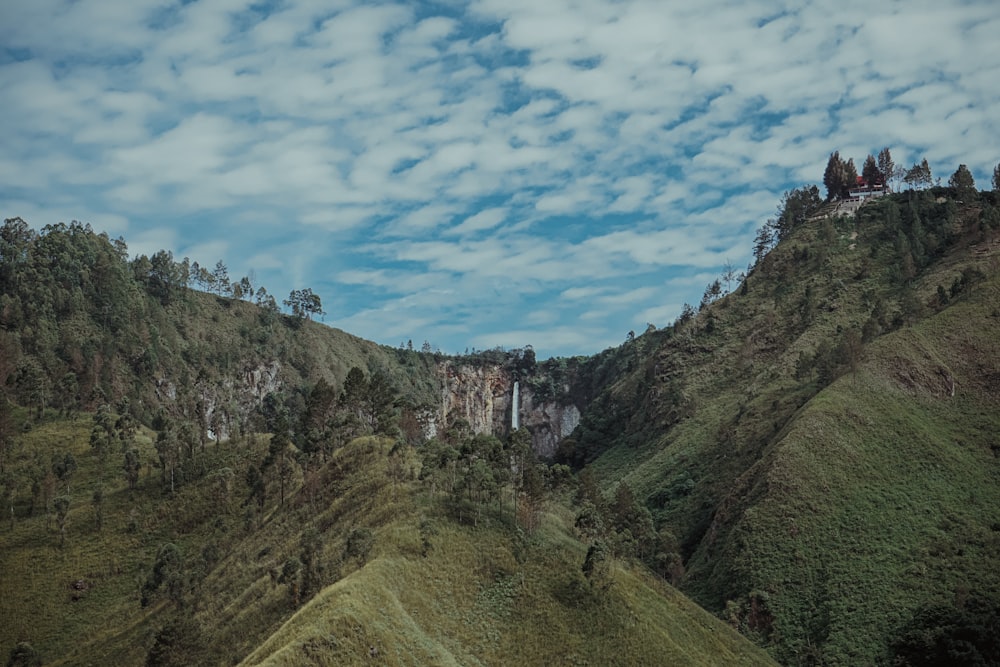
[709,277,1000,665]
[0,425,775,666]
[0,411,300,665]
[580,192,1000,664]
[150,290,442,411]
[240,506,774,667]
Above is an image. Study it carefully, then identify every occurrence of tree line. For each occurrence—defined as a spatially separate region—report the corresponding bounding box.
[0,219,329,422]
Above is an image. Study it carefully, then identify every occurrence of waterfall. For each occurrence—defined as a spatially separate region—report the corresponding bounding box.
[512,380,520,430]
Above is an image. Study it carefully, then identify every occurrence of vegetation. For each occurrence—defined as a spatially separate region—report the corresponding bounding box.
[2,151,1000,665]
[0,418,772,666]
[556,176,1000,664]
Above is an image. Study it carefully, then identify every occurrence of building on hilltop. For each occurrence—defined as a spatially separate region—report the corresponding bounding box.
[846,175,888,202]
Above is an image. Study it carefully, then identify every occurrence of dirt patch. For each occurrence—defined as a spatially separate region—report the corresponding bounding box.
[889,356,956,398]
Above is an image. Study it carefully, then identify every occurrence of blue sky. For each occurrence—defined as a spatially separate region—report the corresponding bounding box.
[2,0,998,358]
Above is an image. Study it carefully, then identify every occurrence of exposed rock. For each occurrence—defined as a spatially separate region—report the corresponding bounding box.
[155,356,583,457]
[520,385,581,458]
[436,363,513,437]
[433,362,583,458]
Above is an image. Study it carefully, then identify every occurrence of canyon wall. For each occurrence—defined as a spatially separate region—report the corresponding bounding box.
[432,362,581,458]
[155,357,582,456]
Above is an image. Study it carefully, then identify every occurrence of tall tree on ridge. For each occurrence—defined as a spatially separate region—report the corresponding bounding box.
[877,147,895,190]
[862,154,881,187]
[948,164,977,200]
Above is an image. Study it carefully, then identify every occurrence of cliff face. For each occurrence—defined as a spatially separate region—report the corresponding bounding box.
[154,357,581,456]
[519,385,580,458]
[431,362,581,458]
[434,363,514,437]
[154,360,283,441]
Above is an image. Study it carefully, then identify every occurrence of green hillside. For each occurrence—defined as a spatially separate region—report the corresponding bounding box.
[0,420,773,666]
[2,180,1000,666]
[565,187,1000,664]
[0,219,773,665]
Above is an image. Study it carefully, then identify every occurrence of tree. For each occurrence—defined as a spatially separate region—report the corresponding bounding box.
[575,502,605,540]
[344,527,374,564]
[90,404,116,457]
[238,276,252,301]
[154,421,181,494]
[123,448,141,490]
[361,369,399,435]
[700,280,722,310]
[722,259,738,293]
[823,151,857,200]
[948,164,976,200]
[993,162,1000,192]
[300,379,338,461]
[338,367,367,438]
[823,151,843,200]
[6,642,42,667]
[892,596,1000,667]
[517,462,546,533]
[774,185,822,239]
[843,157,858,195]
[147,250,183,304]
[582,540,612,590]
[278,557,303,606]
[145,616,204,667]
[877,147,895,191]
[211,260,230,296]
[52,452,77,491]
[142,543,184,607]
[283,288,324,320]
[861,154,881,187]
[904,159,934,190]
[14,359,50,420]
[263,410,295,506]
[244,465,266,526]
[0,397,14,475]
[752,222,776,266]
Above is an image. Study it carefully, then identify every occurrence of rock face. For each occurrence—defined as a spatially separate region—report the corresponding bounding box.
[434,363,514,438]
[519,385,581,458]
[155,357,582,457]
[432,362,581,458]
[156,361,283,442]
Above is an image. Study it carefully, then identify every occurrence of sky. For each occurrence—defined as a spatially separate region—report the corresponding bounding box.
[2,0,998,358]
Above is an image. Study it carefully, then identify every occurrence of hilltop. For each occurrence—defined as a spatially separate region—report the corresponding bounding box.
[561,184,1000,664]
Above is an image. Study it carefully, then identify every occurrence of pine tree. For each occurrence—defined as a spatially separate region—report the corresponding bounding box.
[877,147,895,190]
[948,164,976,200]
[862,154,881,186]
[823,151,844,200]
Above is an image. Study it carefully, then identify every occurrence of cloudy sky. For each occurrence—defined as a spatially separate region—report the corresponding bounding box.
[2,0,998,357]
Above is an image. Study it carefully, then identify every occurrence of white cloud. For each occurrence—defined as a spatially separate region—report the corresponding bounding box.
[449,208,508,236]
[2,0,997,356]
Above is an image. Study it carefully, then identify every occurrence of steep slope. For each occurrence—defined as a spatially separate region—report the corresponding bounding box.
[0,420,774,666]
[564,188,1000,664]
[694,275,1000,664]
[237,439,773,667]
[0,218,593,455]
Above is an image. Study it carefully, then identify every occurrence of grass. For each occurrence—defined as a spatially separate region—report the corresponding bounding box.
[1,424,775,666]
[239,460,775,667]
[578,193,1000,664]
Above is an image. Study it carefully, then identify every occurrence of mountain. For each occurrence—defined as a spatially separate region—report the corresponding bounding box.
[2,181,999,666]
[0,219,772,665]
[557,187,1000,664]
